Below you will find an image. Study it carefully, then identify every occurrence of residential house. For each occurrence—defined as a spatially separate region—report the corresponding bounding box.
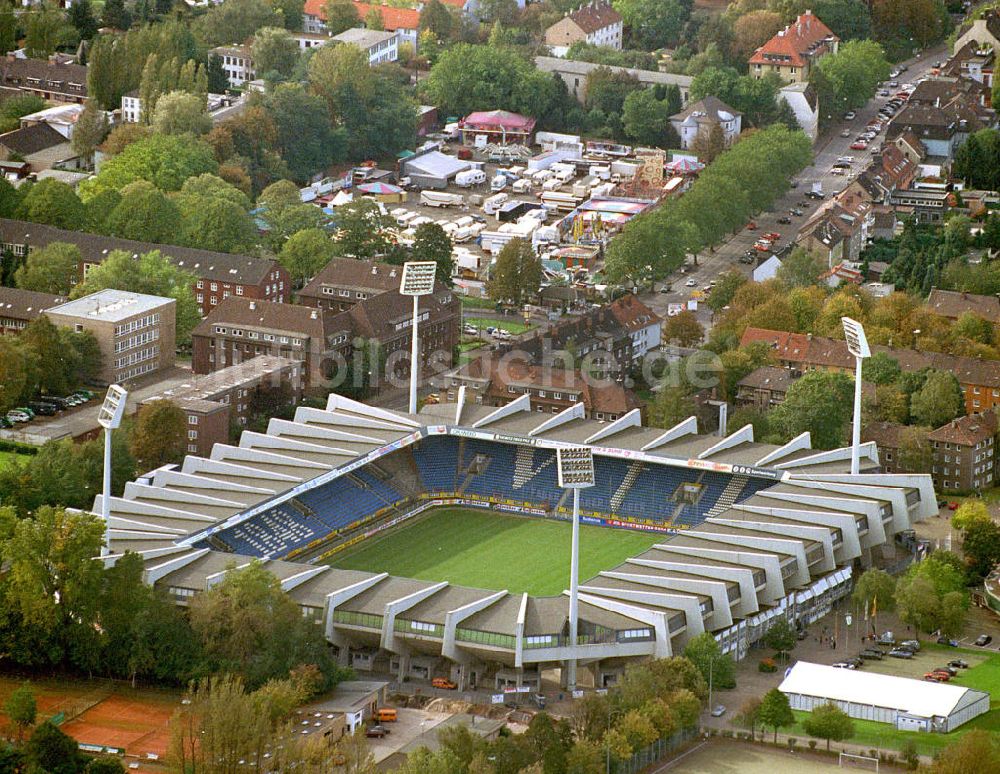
[45,289,176,384]
[0,286,65,334]
[892,131,927,167]
[953,9,1000,56]
[734,366,797,410]
[0,218,290,316]
[210,45,254,87]
[516,294,661,380]
[887,188,951,223]
[749,10,838,84]
[534,56,691,105]
[796,185,874,265]
[121,91,141,123]
[740,326,1000,416]
[926,288,1000,324]
[447,354,642,420]
[331,28,399,65]
[929,411,997,492]
[886,100,986,163]
[0,55,87,103]
[141,355,303,456]
[18,103,87,139]
[669,96,742,150]
[544,1,623,58]
[297,257,403,312]
[942,41,994,90]
[302,0,420,50]
[861,421,906,475]
[0,122,78,174]
[292,31,333,50]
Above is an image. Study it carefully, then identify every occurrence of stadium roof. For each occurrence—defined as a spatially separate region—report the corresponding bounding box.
[780,662,989,719]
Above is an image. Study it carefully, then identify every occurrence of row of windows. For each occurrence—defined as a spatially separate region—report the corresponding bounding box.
[213,326,302,346]
[117,361,156,381]
[114,328,159,352]
[114,313,161,338]
[115,345,159,369]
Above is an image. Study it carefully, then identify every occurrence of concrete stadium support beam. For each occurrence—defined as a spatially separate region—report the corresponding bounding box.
[641,416,697,451]
[775,443,879,470]
[266,418,387,446]
[293,406,412,433]
[686,530,811,589]
[785,479,910,535]
[144,548,211,585]
[324,573,389,652]
[698,424,754,459]
[327,393,422,428]
[514,593,528,669]
[584,408,642,445]
[709,517,836,574]
[281,565,330,592]
[180,456,300,488]
[210,444,331,475]
[150,469,276,499]
[454,385,467,425]
[755,432,811,467]
[98,544,191,569]
[597,571,734,630]
[382,582,449,652]
[575,593,672,659]
[205,559,258,588]
[124,482,248,512]
[798,473,937,521]
[443,590,508,661]
[731,503,862,564]
[657,544,786,604]
[624,557,760,619]
[579,585,705,646]
[473,393,532,428]
[529,402,585,436]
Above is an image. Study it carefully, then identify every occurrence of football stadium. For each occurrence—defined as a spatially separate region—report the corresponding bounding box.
[98,392,935,691]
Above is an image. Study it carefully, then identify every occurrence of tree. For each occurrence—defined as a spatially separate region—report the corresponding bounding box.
[68,0,99,41]
[130,400,186,472]
[863,352,901,386]
[207,54,228,94]
[15,179,85,230]
[730,10,784,63]
[897,425,932,474]
[765,620,797,661]
[566,738,604,774]
[662,310,703,347]
[264,83,344,181]
[758,688,794,743]
[14,242,82,295]
[419,0,453,40]
[0,94,46,134]
[622,89,676,148]
[101,0,132,29]
[80,134,217,197]
[814,39,890,116]
[253,26,299,80]
[770,370,853,449]
[71,101,110,164]
[200,0,282,46]
[2,507,104,667]
[0,4,16,56]
[104,180,182,243]
[488,238,541,306]
[953,500,991,532]
[962,519,1000,582]
[85,757,126,774]
[776,247,826,288]
[180,198,258,254]
[25,722,82,774]
[23,5,74,59]
[735,696,762,739]
[331,199,393,259]
[650,386,695,430]
[851,568,896,614]
[188,561,345,689]
[279,228,336,286]
[4,683,37,743]
[151,90,212,136]
[683,632,736,689]
[72,249,200,345]
[614,0,691,49]
[802,702,854,752]
[690,122,727,163]
[931,729,1000,774]
[910,369,964,428]
[323,0,361,35]
[412,223,454,287]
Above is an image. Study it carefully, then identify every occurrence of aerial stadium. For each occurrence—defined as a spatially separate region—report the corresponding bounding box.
[97,391,935,692]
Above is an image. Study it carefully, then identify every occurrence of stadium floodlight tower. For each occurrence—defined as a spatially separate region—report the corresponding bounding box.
[96,384,128,557]
[557,446,595,691]
[842,316,871,476]
[399,261,438,415]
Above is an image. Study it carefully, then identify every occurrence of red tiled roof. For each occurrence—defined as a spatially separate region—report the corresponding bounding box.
[303,0,419,30]
[927,411,998,447]
[567,1,622,34]
[749,11,837,68]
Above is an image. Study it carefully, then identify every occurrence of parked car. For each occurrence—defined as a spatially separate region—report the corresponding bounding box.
[777,216,791,224]
[28,401,57,416]
[859,649,884,660]
[934,666,959,677]
[843,111,856,120]
[975,634,993,647]
[832,661,857,669]
[365,725,389,738]
[790,208,804,216]
[685,278,697,287]
[900,639,921,652]
[805,191,825,200]
[889,648,913,658]
[463,324,479,336]
[948,659,969,669]
[6,410,30,423]
[851,142,868,150]
[763,232,781,241]
[711,705,726,717]
[924,672,948,682]
[938,636,958,647]
[746,221,758,230]
[948,502,960,510]
[840,129,851,137]
[432,677,457,690]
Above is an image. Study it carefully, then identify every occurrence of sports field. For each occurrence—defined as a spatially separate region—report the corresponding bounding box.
[325,508,664,595]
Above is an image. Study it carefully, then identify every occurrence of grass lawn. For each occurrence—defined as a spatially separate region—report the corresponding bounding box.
[460,296,496,310]
[325,507,663,595]
[465,317,534,335]
[0,450,27,469]
[787,645,1000,757]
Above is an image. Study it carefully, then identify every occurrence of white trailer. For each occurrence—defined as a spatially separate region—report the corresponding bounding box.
[455,169,487,187]
[420,191,466,208]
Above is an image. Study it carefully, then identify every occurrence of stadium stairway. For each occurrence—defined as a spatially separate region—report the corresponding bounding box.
[551,489,571,517]
[705,475,749,519]
[610,461,644,512]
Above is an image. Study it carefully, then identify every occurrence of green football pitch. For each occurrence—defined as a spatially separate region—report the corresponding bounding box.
[324,508,665,596]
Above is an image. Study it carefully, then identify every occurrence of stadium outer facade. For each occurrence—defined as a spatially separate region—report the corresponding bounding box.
[95,392,935,692]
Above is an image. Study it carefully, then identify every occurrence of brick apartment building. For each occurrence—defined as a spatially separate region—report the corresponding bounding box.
[45,289,176,384]
[192,298,341,388]
[0,218,290,317]
[141,356,303,456]
[0,285,65,334]
[0,55,88,104]
[929,411,997,493]
[297,258,403,312]
[926,288,1000,324]
[741,327,1000,416]
[749,10,838,84]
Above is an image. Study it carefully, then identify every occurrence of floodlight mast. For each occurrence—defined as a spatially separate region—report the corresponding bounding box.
[842,317,870,476]
[97,385,128,557]
[399,262,437,415]
[557,446,595,691]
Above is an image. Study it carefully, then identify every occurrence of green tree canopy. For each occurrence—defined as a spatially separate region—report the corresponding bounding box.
[909,369,964,428]
[279,228,336,286]
[411,222,454,287]
[15,179,85,230]
[104,180,183,243]
[682,632,736,689]
[802,702,854,751]
[758,688,794,743]
[770,370,853,449]
[80,134,217,198]
[14,242,82,295]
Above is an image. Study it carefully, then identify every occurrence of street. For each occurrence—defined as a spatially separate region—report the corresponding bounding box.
[642,44,948,327]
